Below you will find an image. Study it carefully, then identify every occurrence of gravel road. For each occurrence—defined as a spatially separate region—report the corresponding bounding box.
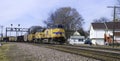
[7,43,100,61]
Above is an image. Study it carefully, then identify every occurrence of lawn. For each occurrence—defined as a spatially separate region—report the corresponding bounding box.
[0,43,12,61]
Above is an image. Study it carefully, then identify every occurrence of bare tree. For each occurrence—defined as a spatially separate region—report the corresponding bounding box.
[28,26,43,34]
[93,17,110,23]
[44,7,84,30]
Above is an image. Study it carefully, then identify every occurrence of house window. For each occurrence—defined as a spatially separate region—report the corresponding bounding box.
[74,40,76,42]
[73,39,77,42]
[78,39,83,42]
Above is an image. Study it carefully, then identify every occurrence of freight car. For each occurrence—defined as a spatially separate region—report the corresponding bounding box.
[3,37,9,42]
[0,37,3,41]
[9,36,16,42]
[1,36,14,42]
[17,36,24,42]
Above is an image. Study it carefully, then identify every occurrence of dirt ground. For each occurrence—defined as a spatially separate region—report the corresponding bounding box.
[1,42,100,61]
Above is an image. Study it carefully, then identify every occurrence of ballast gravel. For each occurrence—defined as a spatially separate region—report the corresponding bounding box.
[8,43,100,61]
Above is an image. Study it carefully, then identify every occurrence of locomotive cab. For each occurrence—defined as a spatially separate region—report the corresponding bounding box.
[44,24,66,44]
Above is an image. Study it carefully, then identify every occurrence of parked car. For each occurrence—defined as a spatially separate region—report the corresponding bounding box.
[84,39,92,45]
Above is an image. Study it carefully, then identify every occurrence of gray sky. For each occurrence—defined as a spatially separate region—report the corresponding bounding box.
[0,0,116,35]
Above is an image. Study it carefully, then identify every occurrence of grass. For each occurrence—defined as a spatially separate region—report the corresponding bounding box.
[0,43,11,61]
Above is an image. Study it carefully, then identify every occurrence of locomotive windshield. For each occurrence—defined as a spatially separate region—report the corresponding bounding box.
[51,24,64,28]
[58,24,63,28]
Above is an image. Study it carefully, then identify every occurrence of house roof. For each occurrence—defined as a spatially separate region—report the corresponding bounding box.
[73,31,81,36]
[92,22,120,30]
[92,23,106,29]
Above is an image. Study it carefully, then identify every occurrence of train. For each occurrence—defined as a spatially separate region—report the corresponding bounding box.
[1,25,66,44]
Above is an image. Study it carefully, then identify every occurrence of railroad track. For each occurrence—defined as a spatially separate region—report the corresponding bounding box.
[45,45,120,61]
[73,45,120,52]
[64,45,120,54]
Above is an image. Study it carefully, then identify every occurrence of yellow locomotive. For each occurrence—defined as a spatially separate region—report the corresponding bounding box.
[44,28,65,43]
[34,32,45,43]
[23,33,35,42]
[27,34,35,42]
[25,25,66,44]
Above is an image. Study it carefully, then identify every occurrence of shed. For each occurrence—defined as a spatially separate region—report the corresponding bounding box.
[68,31,85,45]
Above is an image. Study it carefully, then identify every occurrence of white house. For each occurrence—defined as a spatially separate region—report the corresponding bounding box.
[90,22,120,45]
[68,31,85,45]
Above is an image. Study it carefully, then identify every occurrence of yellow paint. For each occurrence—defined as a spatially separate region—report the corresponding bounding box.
[28,28,65,41]
[35,32,45,39]
[44,28,65,38]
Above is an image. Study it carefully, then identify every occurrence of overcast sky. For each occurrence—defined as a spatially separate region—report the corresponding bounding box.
[0,0,116,35]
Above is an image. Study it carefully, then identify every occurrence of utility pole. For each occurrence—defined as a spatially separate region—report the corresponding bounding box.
[0,25,3,41]
[10,24,13,36]
[108,6,120,48]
